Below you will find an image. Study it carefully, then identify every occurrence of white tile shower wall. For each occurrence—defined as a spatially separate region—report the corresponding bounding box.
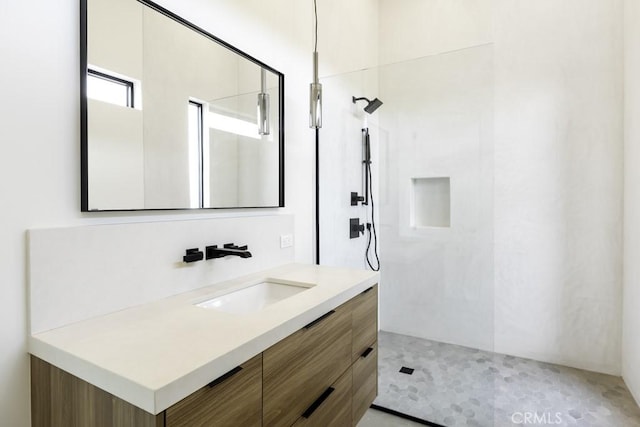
[623,0,640,405]
[29,215,294,334]
[493,0,623,375]
[378,0,624,375]
[378,44,495,352]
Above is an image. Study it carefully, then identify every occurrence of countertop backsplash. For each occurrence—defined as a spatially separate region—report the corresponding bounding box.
[28,214,294,334]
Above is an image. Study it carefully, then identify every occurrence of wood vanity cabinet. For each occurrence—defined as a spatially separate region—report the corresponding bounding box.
[263,301,353,427]
[351,285,378,362]
[30,355,261,427]
[349,285,379,425]
[353,344,378,425]
[30,356,164,427]
[164,354,262,427]
[292,366,353,427]
[263,284,378,427]
[31,284,378,427]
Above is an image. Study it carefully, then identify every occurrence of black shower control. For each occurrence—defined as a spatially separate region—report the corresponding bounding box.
[350,218,365,239]
[183,248,204,263]
[351,192,365,206]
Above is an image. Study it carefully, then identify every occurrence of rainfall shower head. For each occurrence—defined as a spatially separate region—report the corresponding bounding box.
[352,96,383,114]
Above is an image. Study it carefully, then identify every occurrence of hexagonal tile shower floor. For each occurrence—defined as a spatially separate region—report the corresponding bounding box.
[374,331,640,427]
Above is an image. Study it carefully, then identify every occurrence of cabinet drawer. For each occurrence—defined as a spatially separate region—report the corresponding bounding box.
[293,366,352,427]
[263,304,352,427]
[165,354,262,427]
[352,285,378,362]
[352,342,378,426]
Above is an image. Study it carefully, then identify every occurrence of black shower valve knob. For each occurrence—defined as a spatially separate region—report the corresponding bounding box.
[351,192,365,206]
[350,218,365,239]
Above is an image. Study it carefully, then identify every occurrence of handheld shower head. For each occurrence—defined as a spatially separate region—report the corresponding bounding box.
[352,96,383,114]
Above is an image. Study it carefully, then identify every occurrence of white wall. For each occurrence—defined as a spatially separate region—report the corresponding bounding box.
[623,0,640,404]
[0,0,378,425]
[1,4,81,425]
[493,0,623,375]
[378,0,492,66]
[378,0,624,375]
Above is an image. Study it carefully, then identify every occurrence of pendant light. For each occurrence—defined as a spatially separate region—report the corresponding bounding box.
[309,0,322,129]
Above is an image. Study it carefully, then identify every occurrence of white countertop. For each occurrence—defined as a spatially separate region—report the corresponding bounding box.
[28,263,379,414]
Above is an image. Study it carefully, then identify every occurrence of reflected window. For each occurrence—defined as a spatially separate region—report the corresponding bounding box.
[208,111,261,140]
[87,69,134,108]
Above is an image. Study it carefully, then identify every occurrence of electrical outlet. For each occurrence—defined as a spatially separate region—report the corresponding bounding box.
[280,234,294,248]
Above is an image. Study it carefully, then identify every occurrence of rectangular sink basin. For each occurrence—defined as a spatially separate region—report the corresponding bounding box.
[195,279,312,315]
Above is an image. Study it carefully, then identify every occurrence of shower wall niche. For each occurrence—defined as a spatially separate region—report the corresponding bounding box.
[411,177,450,228]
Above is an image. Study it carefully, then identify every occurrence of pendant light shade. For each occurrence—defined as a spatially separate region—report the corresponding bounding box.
[310,52,322,129]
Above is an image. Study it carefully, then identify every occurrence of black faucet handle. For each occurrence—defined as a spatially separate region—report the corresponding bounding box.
[183,248,204,263]
[205,245,224,259]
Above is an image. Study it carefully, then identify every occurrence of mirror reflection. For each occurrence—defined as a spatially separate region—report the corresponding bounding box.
[82,0,284,211]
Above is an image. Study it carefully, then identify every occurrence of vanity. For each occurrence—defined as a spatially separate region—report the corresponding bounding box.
[29,264,379,426]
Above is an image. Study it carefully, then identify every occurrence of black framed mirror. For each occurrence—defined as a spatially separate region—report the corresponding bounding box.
[80,0,284,211]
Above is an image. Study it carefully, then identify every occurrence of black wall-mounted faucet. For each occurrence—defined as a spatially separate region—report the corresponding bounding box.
[206,243,252,259]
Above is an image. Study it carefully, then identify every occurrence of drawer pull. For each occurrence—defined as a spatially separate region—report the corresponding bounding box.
[304,310,335,330]
[207,366,242,388]
[361,286,373,294]
[361,347,374,358]
[302,387,335,418]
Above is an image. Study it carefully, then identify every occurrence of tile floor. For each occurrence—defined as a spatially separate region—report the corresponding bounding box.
[373,331,640,427]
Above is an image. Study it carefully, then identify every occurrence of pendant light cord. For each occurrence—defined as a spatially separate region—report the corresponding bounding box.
[315,128,320,265]
[314,0,319,264]
[313,0,321,265]
[313,0,318,52]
